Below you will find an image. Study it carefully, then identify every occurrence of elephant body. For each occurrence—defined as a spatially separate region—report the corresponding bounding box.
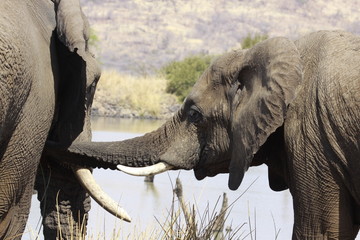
[0,0,101,239]
[286,31,360,238]
[0,0,56,236]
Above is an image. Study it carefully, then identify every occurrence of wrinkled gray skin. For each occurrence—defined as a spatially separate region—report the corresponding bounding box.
[0,0,100,239]
[65,30,360,239]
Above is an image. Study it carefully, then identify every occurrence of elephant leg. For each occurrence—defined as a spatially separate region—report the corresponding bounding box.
[35,160,91,240]
[0,124,46,239]
[292,190,358,239]
[289,155,359,239]
[0,180,35,240]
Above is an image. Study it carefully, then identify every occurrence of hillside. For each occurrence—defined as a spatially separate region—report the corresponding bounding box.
[81,0,360,74]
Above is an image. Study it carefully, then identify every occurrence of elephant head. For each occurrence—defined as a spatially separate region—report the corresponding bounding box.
[57,37,302,196]
[126,37,303,191]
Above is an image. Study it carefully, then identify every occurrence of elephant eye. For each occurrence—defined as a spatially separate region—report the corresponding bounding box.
[188,108,202,123]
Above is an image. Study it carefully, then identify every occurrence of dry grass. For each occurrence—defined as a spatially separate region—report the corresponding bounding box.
[25,184,247,240]
[93,70,177,118]
[24,178,269,239]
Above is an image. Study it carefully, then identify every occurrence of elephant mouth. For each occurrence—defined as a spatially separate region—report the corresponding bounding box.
[194,143,231,179]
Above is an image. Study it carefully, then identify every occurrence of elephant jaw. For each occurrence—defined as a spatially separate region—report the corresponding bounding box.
[73,166,131,222]
[117,162,174,176]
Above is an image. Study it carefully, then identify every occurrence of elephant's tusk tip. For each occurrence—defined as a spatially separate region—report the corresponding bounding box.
[117,162,174,176]
[120,211,131,223]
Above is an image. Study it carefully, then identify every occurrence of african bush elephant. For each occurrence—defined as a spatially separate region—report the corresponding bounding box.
[65,30,360,239]
[0,0,130,239]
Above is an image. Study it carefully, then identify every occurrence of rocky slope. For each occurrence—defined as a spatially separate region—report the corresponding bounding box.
[81,0,360,74]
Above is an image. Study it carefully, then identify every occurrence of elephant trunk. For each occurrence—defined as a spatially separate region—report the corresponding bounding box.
[44,112,180,170]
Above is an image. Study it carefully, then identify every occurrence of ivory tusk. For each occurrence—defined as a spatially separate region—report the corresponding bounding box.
[117,162,174,176]
[73,167,131,222]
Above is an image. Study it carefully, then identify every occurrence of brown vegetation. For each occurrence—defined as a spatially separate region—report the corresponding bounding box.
[92,70,179,119]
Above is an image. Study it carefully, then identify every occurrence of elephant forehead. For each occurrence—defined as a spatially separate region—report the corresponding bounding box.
[212,50,246,75]
[190,78,225,105]
[189,70,212,97]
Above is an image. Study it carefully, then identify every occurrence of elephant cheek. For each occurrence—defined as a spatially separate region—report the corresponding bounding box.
[159,143,200,169]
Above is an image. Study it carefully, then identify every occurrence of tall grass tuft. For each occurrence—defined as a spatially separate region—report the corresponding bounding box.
[155,177,244,240]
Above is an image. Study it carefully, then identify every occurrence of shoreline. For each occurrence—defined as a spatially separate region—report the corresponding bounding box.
[91,103,181,120]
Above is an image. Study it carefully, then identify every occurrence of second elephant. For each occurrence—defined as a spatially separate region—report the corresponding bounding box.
[64,30,359,239]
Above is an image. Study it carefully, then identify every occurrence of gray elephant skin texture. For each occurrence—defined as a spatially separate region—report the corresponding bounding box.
[109,30,359,239]
[0,0,102,239]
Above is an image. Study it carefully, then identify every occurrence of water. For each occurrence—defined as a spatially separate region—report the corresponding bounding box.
[24,117,294,239]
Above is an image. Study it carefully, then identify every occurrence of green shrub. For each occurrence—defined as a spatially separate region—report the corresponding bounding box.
[161,55,213,102]
[241,33,268,49]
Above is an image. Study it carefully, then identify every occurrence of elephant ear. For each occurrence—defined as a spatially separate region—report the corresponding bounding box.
[50,0,100,144]
[228,37,302,190]
[53,0,88,54]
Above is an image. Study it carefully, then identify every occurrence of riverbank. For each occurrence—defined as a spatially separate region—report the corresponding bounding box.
[91,101,180,120]
[91,70,181,120]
